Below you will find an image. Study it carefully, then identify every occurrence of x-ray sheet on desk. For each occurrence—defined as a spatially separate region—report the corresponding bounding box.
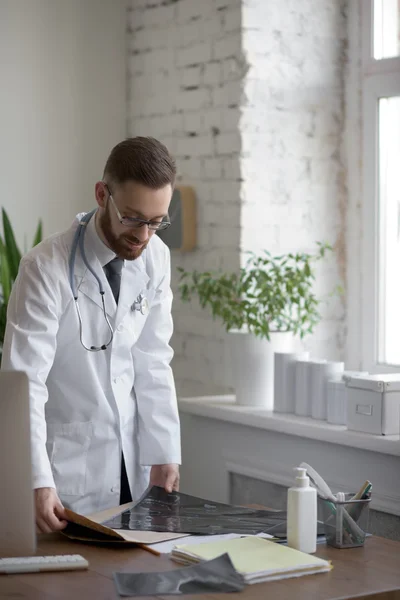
[102,486,287,536]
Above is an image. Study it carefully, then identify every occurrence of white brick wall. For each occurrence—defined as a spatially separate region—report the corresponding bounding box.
[127,0,243,395]
[240,0,347,361]
[127,0,348,395]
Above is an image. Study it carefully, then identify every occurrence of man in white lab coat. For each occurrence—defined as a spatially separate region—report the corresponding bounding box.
[2,137,181,533]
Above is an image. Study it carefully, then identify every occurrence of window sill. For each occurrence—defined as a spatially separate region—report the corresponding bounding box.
[178,395,400,457]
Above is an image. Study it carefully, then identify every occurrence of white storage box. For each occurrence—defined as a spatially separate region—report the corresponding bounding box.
[346,374,400,435]
[327,371,368,426]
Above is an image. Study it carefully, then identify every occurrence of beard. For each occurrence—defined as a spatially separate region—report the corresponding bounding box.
[98,204,149,261]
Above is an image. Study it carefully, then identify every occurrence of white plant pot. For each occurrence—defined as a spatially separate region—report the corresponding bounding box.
[229,330,294,408]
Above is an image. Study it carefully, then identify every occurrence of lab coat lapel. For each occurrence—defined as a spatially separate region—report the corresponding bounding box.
[74,255,117,320]
[116,255,149,328]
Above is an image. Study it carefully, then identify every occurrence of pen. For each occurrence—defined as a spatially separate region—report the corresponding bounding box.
[347,481,372,522]
[139,543,161,557]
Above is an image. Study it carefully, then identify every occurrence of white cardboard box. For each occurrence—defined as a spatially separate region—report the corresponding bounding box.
[327,371,368,426]
[346,374,400,435]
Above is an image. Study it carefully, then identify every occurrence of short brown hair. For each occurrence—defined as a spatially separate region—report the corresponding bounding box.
[103,137,176,189]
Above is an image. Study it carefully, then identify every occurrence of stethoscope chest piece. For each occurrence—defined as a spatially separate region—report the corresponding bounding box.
[131,293,149,316]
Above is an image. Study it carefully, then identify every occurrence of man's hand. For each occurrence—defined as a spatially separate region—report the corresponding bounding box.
[35,487,68,533]
[150,464,180,493]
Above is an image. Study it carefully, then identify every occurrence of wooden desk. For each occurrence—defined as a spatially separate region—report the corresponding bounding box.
[1,534,400,600]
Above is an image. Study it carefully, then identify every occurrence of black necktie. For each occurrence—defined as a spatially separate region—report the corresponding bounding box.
[104,257,123,304]
[104,257,132,504]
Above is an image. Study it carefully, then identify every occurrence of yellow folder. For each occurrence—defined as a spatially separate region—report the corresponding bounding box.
[172,536,332,584]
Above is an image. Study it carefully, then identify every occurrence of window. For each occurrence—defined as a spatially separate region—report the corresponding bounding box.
[374,0,400,59]
[361,0,400,371]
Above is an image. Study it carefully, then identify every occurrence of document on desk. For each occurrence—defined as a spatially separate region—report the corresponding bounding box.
[171,536,332,584]
[145,532,274,555]
[101,485,287,536]
[62,508,187,545]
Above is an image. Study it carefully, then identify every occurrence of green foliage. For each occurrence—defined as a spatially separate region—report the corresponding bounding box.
[177,242,335,341]
[0,209,42,347]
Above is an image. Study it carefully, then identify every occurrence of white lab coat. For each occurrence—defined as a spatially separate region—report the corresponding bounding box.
[2,212,181,515]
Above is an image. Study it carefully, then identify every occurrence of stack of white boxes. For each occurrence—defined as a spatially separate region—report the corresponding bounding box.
[273,353,400,436]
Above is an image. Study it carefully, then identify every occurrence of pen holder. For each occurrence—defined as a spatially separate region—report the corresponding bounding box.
[319,493,371,548]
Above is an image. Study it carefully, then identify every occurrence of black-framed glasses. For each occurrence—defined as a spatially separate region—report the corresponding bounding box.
[104,183,171,231]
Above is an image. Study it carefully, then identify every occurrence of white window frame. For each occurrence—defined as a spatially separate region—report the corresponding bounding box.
[360,0,400,373]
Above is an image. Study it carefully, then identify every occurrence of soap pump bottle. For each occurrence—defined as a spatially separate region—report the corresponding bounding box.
[287,466,317,554]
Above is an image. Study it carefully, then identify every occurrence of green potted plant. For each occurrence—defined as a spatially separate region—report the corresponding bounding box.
[0,209,42,360]
[177,242,336,407]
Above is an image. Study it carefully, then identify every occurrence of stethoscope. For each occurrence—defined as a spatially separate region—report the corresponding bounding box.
[68,210,148,352]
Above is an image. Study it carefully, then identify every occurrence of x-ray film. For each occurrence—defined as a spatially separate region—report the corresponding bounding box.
[103,486,287,536]
[113,553,245,596]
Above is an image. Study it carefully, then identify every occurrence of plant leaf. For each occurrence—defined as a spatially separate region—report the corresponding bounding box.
[0,237,11,305]
[2,208,21,281]
[32,220,43,247]
[175,241,336,340]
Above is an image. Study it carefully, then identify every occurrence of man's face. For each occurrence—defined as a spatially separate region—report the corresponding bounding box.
[96,180,172,261]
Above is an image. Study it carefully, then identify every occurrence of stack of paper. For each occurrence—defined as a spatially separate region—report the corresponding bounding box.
[171,536,332,584]
[146,532,274,555]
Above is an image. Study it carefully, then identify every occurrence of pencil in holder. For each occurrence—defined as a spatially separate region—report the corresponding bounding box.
[319,493,370,548]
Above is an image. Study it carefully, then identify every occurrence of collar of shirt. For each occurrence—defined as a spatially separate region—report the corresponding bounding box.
[86,209,117,268]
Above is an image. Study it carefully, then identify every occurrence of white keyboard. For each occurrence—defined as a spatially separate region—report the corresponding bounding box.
[0,554,89,574]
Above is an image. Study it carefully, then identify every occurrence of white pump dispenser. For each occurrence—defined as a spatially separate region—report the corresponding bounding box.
[287,466,317,553]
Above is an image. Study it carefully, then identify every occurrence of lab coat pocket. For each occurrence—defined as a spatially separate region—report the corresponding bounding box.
[128,287,157,340]
[47,421,93,496]
[131,287,156,316]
